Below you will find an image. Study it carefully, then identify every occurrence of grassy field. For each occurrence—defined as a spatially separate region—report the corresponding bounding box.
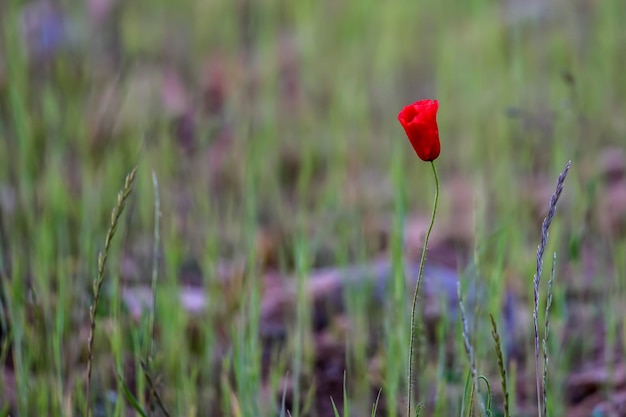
[1,0,626,416]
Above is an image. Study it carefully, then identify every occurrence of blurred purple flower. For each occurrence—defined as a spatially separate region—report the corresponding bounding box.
[20,1,67,60]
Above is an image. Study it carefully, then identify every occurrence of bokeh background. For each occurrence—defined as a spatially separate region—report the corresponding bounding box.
[1,0,626,416]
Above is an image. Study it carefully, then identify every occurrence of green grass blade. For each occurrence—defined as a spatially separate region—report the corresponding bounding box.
[117,371,149,417]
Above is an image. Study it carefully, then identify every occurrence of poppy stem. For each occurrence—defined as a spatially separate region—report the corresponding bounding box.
[407,160,439,417]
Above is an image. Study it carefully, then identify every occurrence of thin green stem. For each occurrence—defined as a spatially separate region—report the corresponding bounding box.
[407,161,439,417]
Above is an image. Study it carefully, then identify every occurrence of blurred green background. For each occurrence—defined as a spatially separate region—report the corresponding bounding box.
[1,0,625,415]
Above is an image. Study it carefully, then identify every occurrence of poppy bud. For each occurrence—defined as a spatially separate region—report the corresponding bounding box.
[398,99,441,161]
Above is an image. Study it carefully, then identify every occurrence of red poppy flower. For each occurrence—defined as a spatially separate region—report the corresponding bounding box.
[398,99,440,161]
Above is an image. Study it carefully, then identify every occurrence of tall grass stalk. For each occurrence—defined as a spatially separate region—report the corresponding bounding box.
[85,167,138,417]
[542,253,556,417]
[387,142,407,417]
[532,161,570,417]
[458,281,481,416]
[489,314,509,417]
[292,237,311,417]
[145,171,162,415]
